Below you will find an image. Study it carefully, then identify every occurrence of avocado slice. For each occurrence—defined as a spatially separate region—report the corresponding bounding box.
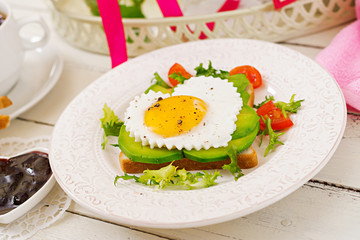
[144,84,173,94]
[231,105,260,140]
[118,125,184,164]
[183,122,259,163]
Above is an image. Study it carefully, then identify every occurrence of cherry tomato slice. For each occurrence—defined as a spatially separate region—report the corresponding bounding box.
[229,65,262,89]
[168,63,192,87]
[257,101,294,131]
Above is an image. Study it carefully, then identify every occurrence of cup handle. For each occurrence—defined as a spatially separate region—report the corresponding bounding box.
[16,15,50,50]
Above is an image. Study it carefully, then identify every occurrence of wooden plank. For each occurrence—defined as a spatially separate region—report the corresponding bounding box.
[29,211,171,240]
[313,114,360,188]
[0,120,53,139]
[64,181,360,240]
[143,182,360,240]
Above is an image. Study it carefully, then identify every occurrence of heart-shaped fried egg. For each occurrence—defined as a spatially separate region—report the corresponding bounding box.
[124,76,243,150]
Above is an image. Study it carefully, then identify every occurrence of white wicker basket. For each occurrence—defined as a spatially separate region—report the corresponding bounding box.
[50,0,356,56]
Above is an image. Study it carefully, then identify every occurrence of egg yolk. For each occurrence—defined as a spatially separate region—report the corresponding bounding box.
[144,95,207,137]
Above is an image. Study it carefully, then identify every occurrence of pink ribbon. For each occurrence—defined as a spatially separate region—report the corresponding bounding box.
[272,0,296,9]
[97,0,128,68]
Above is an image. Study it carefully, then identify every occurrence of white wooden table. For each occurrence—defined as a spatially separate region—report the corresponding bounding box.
[2,0,360,239]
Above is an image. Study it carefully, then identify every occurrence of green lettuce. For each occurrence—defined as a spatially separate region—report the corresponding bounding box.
[222,145,244,181]
[195,61,230,79]
[259,116,285,156]
[100,104,123,149]
[115,162,221,190]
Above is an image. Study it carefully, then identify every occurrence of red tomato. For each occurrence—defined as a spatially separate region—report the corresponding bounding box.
[229,65,262,89]
[257,101,294,131]
[168,63,192,87]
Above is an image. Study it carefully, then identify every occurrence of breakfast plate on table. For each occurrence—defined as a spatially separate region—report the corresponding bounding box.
[50,39,346,228]
[0,44,63,120]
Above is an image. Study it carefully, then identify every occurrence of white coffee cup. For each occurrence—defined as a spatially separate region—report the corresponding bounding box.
[0,0,49,96]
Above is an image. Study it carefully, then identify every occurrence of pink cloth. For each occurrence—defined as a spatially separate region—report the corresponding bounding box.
[315,0,360,111]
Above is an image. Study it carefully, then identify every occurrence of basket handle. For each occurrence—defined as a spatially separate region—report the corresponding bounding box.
[97,0,128,68]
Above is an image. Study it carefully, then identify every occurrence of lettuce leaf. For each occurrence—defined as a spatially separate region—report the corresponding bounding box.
[152,72,172,89]
[195,61,230,79]
[222,145,244,181]
[253,95,275,109]
[259,116,285,156]
[275,94,304,118]
[168,72,190,85]
[115,162,221,190]
[100,104,123,149]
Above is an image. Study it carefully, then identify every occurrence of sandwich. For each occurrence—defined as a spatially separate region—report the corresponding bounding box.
[118,83,258,173]
[101,62,303,188]
[111,62,261,178]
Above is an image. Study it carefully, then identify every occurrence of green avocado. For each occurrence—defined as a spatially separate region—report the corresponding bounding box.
[231,105,260,140]
[118,109,260,164]
[118,125,184,164]
[183,122,259,163]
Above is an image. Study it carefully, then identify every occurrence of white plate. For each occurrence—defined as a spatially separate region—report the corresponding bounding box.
[0,44,63,119]
[50,39,346,229]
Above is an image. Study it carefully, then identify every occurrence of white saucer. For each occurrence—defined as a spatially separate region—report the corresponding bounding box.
[0,44,63,119]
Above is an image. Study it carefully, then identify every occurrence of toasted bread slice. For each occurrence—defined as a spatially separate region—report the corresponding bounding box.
[119,146,257,173]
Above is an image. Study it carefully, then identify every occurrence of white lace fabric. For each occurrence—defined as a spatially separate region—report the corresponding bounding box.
[0,136,71,240]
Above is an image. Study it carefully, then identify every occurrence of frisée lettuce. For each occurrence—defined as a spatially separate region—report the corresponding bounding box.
[114,162,221,190]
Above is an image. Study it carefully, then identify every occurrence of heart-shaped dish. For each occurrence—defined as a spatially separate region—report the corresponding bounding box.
[0,147,55,224]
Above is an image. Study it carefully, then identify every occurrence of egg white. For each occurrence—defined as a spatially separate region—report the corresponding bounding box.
[124,76,243,150]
